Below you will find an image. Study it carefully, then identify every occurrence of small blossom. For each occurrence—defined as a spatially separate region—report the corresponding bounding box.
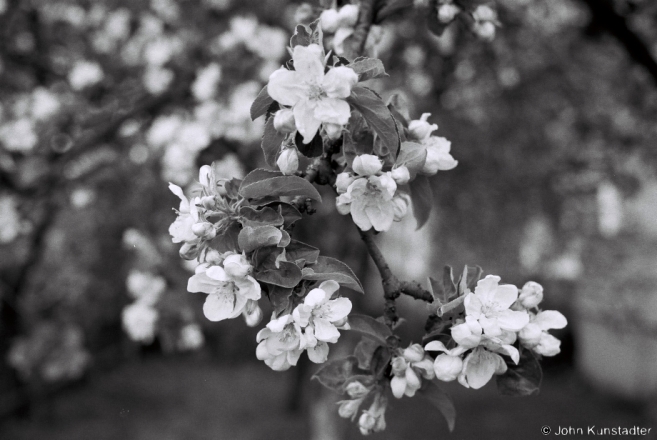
[320,9,340,33]
[126,271,166,306]
[519,310,567,356]
[336,172,356,194]
[473,21,496,41]
[353,154,383,176]
[391,166,410,185]
[518,281,544,309]
[390,344,435,399]
[421,136,458,175]
[256,314,304,371]
[338,4,359,28]
[358,395,387,435]
[68,61,104,90]
[277,147,299,175]
[178,324,205,351]
[122,302,158,343]
[438,3,460,23]
[473,5,497,22]
[457,346,507,389]
[391,193,411,222]
[408,113,438,141]
[338,173,398,232]
[243,299,263,327]
[168,184,200,244]
[424,340,467,381]
[192,63,222,101]
[338,398,363,420]
[273,109,296,133]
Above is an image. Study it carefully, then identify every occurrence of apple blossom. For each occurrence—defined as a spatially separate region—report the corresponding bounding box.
[358,395,387,435]
[520,310,567,356]
[421,136,458,175]
[438,3,460,23]
[267,44,358,143]
[353,154,383,176]
[273,108,296,133]
[122,302,158,343]
[408,113,438,141]
[168,183,200,244]
[338,398,363,420]
[256,314,305,371]
[390,166,410,185]
[390,344,435,398]
[518,281,544,309]
[243,299,264,327]
[277,147,299,175]
[337,173,398,231]
[424,340,467,381]
[457,346,508,389]
[336,172,356,194]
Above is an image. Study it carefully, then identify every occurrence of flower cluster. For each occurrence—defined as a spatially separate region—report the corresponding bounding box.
[121,270,166,343]
[256,281,351,370]
[319,3,360,55]
[390,344,435,398]
[407,113,458,175]
[472,5,499,41]
[335,154,410,232]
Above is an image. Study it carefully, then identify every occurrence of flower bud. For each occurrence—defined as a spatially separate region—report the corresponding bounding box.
[519,281,544,308]
[534,333,561,357]
[336,193,352,215]
[392,193,411,222]
[192,222,216,239]
[390,356,407,376]
[244,303,263,327]
[204,248,223,265]
[201,196,216,210]
[421,137,457,175]
[346,381,369,398]
[199,165,212,187]
[179,241,200,260]
[338,4,359,28]
[333,316,349,329]
[324,123,343,140]
[358,411,376,435]
[473,5,497,22]
[474,21,496,41]
[338,399,362,419]
[336,172,356,194]
[408,113,437,140]
[391,166,410,185]
[277,147,299,175]
[223,253,251,278]
[403,343,425,363]
[433,354,463,381]
[438,3,460,23]
[404,365,421,390]
[273,109,296,134]
[518,323,542,347]
[320,9,340,33]
[353,154,382,176]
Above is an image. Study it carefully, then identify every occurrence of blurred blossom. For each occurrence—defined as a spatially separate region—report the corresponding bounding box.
[0,195,21,244]
[144,37,182,66]
[41,3,86,27]
[70,188,96,209]
[143,66,174,95]
[126,270,166,306]
[129,144,150,164]
[212,153,245,180]
[403,45,426,68]
[147,114,184,149]
[519,216,554,273]
[408,71,433,97]
[151,0,181,22]
[203,0,232,10]
[68,61,104,90]
[31,88,61,121]
[192,63,222,102]
[122,302,159,343]
[597,181,623,237]
[0,0,6,15]
[0,119,38,152]
[178,324,205,350]
[105,8,132,41]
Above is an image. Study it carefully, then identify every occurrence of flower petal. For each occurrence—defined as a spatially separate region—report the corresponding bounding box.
[533,310,567,330]
[496,309,530,332]
[464,348,498,389]
[267,69,307,106]
[294,99,322,143]
[292,44,325,84]
[535,333,561,356]
[365,202,395,232]
[492,284,520,310]
[390,376,406,399]
[187,272,218,294]
[322,66,358,99]
[314,97,351,125]
[350,197,373,231]
[474,275,501,304]
[313,317,341,343]
[234,276,262,300]
[304,288,327,308]
[206,266,229,281]
[307,341,330,363]
[325,297,352,322]
[203,292,241,321]
[424,340,449,353]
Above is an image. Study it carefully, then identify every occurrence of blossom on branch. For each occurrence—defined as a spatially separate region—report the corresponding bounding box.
[390,343,435,398]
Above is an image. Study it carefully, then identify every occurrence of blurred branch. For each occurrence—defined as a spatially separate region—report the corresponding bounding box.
[580,0,657,85]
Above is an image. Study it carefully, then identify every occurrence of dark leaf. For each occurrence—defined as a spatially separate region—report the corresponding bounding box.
[250,85,274,121]
[223,178,241,200]
[496,351,542,397]
[239,206,284,228]
[239,175,322,202]
[464,265,483,292]
[290,24,312,47]
[427,276,444,303]
[347,86,400,157]
[312,356,367,393]
[354,337,381,370]
[308,19,323,46]
[207,221,240,253]
[295,130,324,157]
[285,240,320,265]
[238,225,283,253]
[255,260,303,288]
[261,119,285,167]
[267,285,293,315]
[302,256,363,293]
[420,380,456,432]
[387,94,410,126]
[253,245,281,271]
[370,345,392,377]
[409,174,433,229]
[264,202,303,228]
[442,265,457,301]
[395,141,427,177]
[240,168,283,189]
[347,314,392,346]
[350,57,388,81]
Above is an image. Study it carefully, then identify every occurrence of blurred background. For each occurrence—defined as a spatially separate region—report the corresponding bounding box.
[0,0,656,438]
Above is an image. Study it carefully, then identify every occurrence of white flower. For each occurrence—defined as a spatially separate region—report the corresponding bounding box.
[519,310,567,356]
[518,281,544,309]
[126,271,166,306]
[408,113,438,141]
[168,184,200,244]
[243,299,263,327]
[320,9,340,33]
[336,172,356,194]
[338,173,398,231]
[338,4,359,28]
[267,44,358,143]
[277,147,299,175]
[223,252,252,278]
[292,280,352,363]
[256,314,305,371]
[390,344,435,398]
[391,166,410,185]
[358,395,387,435]
[122,302,158,343]
[324,122,343,140]
[187,258,261,322]
[192,222,216,239]
[353,154,383,176]
[421,136,458,175]
[457,346,507,389]
[68,61,104,90]
[178,323,205,350]
[424,340,467,382]
[438,3,460,23]
[273,109,296,133]
[338,398,363,420]
[459,275,530,337]
[192,63,222,101]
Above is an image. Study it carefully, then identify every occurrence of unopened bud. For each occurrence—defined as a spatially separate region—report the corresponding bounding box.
[273,109,296,133]
[353,154,382,176]
[408,113,438,140]
[518,322,542,347]
[391,166,410,185]
[433,354,463,381]
[336,193,352,215]
[338,399,362,419]
[199,165,212,187]
[392,193,410,222]
[438,3,460,23]
[179,241,200,260]
[336,172,355,194]
[345,381,369,398]
[358,411,376,435]
[519,281,544,308]
[201,196,216,210]
[223,252,251,278]
[324,123,343,140]
[320,9,340,33]
[338,4,359,28]
[391,356,407,375]
[403,343,425,363]
[192,222,216,239]
[277,147,299,175]
[204,248,223,265]
[244,302,263,327]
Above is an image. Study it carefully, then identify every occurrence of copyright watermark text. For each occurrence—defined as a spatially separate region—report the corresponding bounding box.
[541,426,653,436]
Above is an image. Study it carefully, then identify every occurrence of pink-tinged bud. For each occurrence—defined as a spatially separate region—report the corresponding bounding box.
[273,109,296,133]
[223,253,251,278]
[244,303,263,327]
[324,123,343,140]
[473,5,497,22]
[391,166,410,185]
[392,193,410,222]
[390,356,407,376]
[338,399,362,419]
[358,411,376,435]
[336,172,355,194]
[474,21,496,41]
[277,147,299,175]
[192,222,216,239]
[403,343,425,363]
[204,248,223,265]
[408,113,437,140]
[519,281,544,308]
[518,323,542,347]
[179,242,200,260]
[346,381,369,398]
[438,3,460,23]
[199,165,212,187]
[433,354,463,381]
[320,9,340,33]
[338,4,359,28]
[353,154,382,176]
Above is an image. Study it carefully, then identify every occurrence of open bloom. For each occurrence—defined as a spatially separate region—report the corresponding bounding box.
[336,173,398,231]
[267,44,358,143]
[256,314,305,371]
[168,183,199,243]
[458,346,508,389]
[187,256,261,322]
[421,136,458,175]
[389,344,435,398]
[461,275,530,337]
[519,310,567,356]
[292,280,352,363]
[424,340,467,382]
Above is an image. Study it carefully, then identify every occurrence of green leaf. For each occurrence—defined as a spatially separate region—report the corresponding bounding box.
[207,221,240,253]
[239,175,322,202]
[239,206,284,228]
[290,24,311,47]
[420,380,456,432]
[302,256,363,293]
[255,260,303,288]
[350,57,388,81]
[241,168,283,189]
[312,356,367,393]
[442,265,457,300]
[347,314,392,346]
[409,174,433,229]
[238,225,283,253]
[267,285,293,315]
[395,141,427,177]
[250,85,274,121]
[264,202,303,228]
[347,86,400,158]
[387,94,410,126]
[496,351,542,397]
[427,276,444,304]
[285,240,320,265]
[354,337,381,370]
[260,119,285,167]
[295,130,324,158]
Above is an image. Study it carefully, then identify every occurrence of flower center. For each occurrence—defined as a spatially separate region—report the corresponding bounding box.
[308,84,324,101]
